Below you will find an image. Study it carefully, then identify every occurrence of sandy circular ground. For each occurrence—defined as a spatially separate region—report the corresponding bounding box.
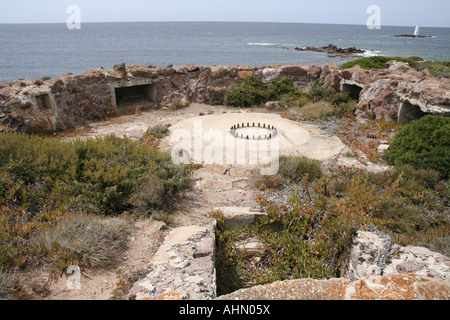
[59,104,346,167]
[162,112,346,168]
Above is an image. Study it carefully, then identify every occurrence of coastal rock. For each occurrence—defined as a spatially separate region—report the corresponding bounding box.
[257,67,281,84]
[193,67,211,103]
[357,71,450,121]
[345,230,394,281]
[294,44,366,58]
[113,62,127,78]
[210,65,230,79]
[345,230,450,285]
[320,64,341,90]
[236,237,266,257]
[387,60,412,72]
[383,246,450,284]
[216,274,450,300]
[265,101,279,110]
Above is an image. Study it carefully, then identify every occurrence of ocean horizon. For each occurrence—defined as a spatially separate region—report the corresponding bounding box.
[1,21,449,83]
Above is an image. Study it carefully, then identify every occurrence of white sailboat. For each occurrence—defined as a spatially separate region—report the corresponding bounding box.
[414,25,420,37]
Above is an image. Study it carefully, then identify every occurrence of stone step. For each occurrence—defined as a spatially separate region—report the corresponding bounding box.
[213,206,266,229]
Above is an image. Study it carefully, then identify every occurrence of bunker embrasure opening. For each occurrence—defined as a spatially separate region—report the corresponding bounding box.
[35,93,53,111]
[115,84,156,107]
[341,83,363,101]
[398,100,427,123]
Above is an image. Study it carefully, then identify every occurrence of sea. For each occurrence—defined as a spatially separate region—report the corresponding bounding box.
[1,22,449,83]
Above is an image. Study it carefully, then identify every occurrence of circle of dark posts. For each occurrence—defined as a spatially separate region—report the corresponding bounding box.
[229,122,278,140]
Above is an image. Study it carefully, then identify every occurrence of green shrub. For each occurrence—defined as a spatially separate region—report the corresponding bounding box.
[408,56,425,62]
[385,115,450,179]
[415,60,450,78]
[0,133,190,215]
[223,76,271,107]
[278,92,310,109]
[304,84,339,102]
[222,76,356,119]
[268,77,298,98]
[146,124,170,139]
[391,165,441,191]
[376,198,444,235]
[340,56,417,69]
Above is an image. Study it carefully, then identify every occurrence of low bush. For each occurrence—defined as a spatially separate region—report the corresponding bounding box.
[278,92,310,109]
[341,56,449,78]
[340,56,417,69]
[415,60,450,78]
[385,115,450,179]
[146,124,170,139]
[223,76,271,107]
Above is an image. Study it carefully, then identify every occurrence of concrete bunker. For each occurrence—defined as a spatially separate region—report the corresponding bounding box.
[341,83,363,101]
[35,93,53,111]
[398,100,427,123]
[114,84,156,107]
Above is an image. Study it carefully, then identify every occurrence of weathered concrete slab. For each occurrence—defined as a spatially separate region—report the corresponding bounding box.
[216,274,450,300]
[126,222,216,300]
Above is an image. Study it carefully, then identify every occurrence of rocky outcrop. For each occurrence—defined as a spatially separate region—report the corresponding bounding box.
[1,61,449,134]
[346,230,450,285]
[353,61,450,121]
[293,44,366,58]
[345,230,394,281]
[216,274,450,300]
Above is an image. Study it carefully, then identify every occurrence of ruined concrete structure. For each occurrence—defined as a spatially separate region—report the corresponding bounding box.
[0,61,449,133]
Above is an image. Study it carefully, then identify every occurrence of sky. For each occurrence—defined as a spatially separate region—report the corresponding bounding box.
[0,0,449,28]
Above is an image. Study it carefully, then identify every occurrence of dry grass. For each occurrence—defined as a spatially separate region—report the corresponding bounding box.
[0,272,15,300]
[30,213,132,268]
[300,101,335,120]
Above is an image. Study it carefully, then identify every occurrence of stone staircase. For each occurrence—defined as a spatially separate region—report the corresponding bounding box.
[126,164,263,300]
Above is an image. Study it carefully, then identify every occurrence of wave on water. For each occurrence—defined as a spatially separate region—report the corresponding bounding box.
[359,49,381,57]
[247,42,277,46]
